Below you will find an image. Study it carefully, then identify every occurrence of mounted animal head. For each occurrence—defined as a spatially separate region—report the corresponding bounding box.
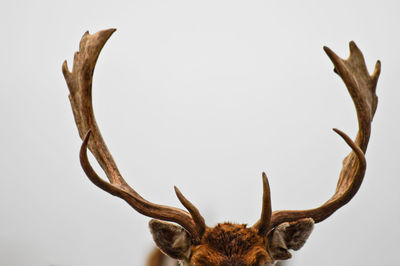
[62,29,380,265]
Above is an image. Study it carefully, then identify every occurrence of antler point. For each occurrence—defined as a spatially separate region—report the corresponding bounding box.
[349,41,361,55]
[262,171,266,177]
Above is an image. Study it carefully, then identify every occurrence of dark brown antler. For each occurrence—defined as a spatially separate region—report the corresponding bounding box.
[265,41,380,230]
[62,29,206,242]
[253,172,272,236]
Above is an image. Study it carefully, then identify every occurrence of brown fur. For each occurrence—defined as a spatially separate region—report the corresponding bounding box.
[146,248,291,266]
[146,248,179,266]
[146,248,165,266]
[203,223,264,256]
[190,223,271,265]
[148,218,314,265]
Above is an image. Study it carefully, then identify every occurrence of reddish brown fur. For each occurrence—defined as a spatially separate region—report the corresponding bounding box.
[146,248,165,266]
[146,247,292,266]
[190,223,271,265]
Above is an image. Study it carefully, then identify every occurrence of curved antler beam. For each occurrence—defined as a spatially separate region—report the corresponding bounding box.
[269,42,380,228]
[63,29,206,243]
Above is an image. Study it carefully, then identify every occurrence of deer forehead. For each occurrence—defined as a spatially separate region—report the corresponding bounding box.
[190,223,270,262]
[202,223,265,252]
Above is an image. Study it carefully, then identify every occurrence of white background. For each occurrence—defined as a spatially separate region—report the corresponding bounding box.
[1,1,399,265]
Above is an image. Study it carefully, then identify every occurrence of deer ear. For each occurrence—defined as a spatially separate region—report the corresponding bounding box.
[149,219,192,260]
[267,218,314,260]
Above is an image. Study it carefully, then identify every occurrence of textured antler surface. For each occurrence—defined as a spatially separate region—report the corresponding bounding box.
[269,42,380,228]
[252,172,272,236]
[62,29,206,242]
[62,29,124,186]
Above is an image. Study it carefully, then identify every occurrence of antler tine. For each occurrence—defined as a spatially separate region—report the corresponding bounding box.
[269,128,366,226]
[252,172,272,236]
[174,186,206,236]
[62,29,125,188]
[269,41,380,229]
[63,29,206,242]
[79,131,202,240]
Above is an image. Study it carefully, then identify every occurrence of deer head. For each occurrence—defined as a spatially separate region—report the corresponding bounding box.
[62,29,380,266]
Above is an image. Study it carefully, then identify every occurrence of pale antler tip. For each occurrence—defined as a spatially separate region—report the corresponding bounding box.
[174,186,187,204]
[62,60,70,76]
[323,45,340,66]
[82,30,90,38]
[349,41,362,56]
[373,60,382,77]
[62,59,68,69]
[261,172,270,189]
[261,172,270,192]
[261,173,271,197]
[322,45,331,54]
[332,127,348,144]
[99,28,117,36]
[262,172,267,178]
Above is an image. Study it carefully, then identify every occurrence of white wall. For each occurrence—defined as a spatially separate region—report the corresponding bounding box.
[1,1,399,265]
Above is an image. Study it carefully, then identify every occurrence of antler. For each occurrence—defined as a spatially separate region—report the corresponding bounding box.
[260,41,380,231]
[63,29,379,240]
[253,172,272,236]
[62,29,206,242]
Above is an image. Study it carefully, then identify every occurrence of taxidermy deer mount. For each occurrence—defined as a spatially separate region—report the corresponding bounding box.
[62,28,380,266]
